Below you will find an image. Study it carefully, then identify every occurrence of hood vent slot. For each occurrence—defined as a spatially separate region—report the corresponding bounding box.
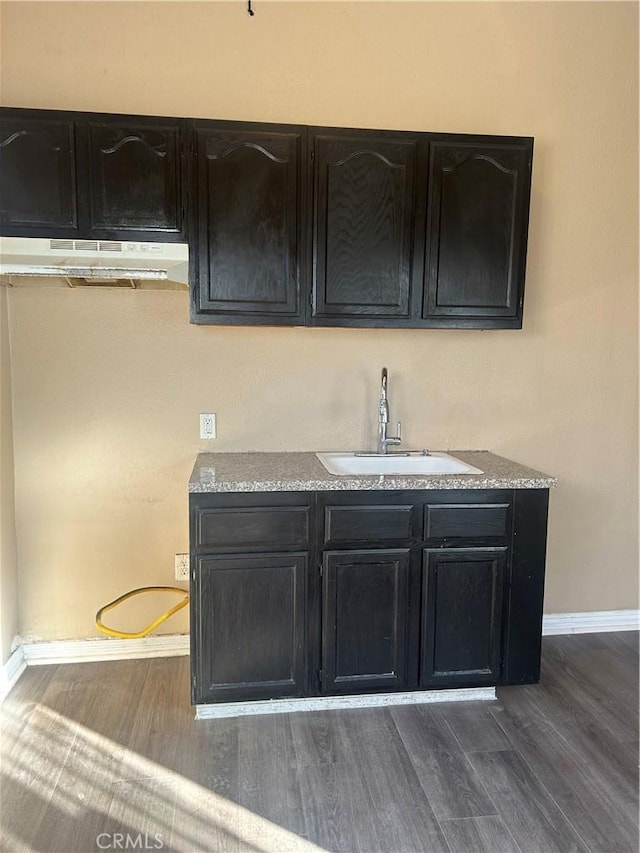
[49,239,124,253]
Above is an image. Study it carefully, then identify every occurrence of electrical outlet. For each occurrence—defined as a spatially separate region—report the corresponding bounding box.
[200,413,217,439]
[175,554,190,581]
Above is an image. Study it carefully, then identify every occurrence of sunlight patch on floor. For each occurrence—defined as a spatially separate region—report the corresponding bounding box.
[1,700,327,852]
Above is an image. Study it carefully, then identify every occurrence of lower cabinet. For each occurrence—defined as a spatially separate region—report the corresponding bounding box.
[190,489,549,705]
[421,547,506,687]
[321,549,413,694]
[192,552,309,704]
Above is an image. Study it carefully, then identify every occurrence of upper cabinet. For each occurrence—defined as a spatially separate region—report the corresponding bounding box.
[310,129,426,326]
[191,121,306,325]
[0,107,534,330]
[79,116,185,240]
[0,108,187,241]
[190,124,532,329]
[423,139,532,328]
[0,114,78,232]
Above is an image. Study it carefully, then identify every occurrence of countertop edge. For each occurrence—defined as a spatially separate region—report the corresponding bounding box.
[188,478,557,493]
[188,451,557,494]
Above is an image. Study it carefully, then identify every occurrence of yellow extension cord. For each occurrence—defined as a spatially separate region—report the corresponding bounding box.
[95,586,190,639]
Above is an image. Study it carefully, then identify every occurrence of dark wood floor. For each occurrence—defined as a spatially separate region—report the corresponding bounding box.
[1,632,638,853]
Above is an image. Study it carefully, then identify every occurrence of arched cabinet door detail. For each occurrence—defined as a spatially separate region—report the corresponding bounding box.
[83,119,184,237]
[311,130,425,325]
[193,123,306,325]
[0,117,77,231]
[424,141,532,327]
[1,107,534,330]
[0,109,187,240]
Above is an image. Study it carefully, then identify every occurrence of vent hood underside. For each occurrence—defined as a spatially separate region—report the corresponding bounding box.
[0,237,190,291]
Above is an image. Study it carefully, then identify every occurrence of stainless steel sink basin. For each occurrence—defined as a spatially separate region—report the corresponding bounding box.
[316,451,483,476]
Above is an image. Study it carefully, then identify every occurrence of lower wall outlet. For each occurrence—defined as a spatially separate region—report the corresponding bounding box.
[175,554,190,581]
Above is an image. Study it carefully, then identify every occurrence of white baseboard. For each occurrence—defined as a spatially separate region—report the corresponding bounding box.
[1,645,27,703]
[20,633,190,665]
[3,609,637,702]
[542,609,640,635]
[196,687,497,720]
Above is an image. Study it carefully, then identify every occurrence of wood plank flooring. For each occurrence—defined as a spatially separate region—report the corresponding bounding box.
[1,632,637,853]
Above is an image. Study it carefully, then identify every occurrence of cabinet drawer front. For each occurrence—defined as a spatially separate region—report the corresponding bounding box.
[323,504,414,544]
[425,503,509,540]
[195,506,310,549]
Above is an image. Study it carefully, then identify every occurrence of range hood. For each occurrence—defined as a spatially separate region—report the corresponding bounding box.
[0,236,189,290]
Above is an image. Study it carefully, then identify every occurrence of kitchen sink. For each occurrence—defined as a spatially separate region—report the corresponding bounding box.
[316,451,484,476]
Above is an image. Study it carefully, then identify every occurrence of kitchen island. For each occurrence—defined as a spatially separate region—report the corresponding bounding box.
[188,451,556,715]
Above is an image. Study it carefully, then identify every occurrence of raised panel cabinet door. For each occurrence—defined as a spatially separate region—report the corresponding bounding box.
[423,139,533,327]
[81,117,184,238]
[421,547,506,687]
[0,113,77,233]
[193,123,305,324]
[192,552,308,704]
[322,549,412,694]
[311,130,424,324]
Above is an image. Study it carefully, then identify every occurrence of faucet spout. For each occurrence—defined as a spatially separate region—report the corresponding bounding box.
[379,368,389,424]
[377,367,402,454]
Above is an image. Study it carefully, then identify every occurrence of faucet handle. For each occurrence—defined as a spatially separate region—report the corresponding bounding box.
[385,422,402,447]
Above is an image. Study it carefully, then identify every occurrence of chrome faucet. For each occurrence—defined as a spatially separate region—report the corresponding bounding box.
[378,367,402,454]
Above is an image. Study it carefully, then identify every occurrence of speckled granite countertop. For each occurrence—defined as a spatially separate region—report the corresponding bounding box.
[189,451,557,493]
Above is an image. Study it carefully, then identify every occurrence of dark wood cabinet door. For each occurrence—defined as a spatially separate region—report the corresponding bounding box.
[311,130,425,325]
[421,547,506,687]
[0,113,77,234]
[80,117,185,239]
[322,548,412,694]
[423,140,532,328]
[192,122,306,324]
[192,552,308,704]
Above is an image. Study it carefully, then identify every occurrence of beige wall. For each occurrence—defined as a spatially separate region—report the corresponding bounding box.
[0,286,19,660]
[1,1,637,640]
